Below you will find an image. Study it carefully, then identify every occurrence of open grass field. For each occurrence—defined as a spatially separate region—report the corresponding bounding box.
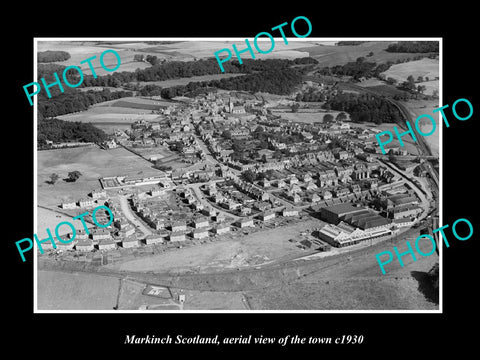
[246,276,438,310]
[37,271,246,310]
[37,146,163,208]
[37,270,119,310]
[180,289,246,310]
[56,97,172,134]
[381,58,439,83]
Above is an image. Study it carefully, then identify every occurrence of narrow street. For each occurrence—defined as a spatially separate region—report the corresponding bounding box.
[117,195,153,237]
[187,183,241,220]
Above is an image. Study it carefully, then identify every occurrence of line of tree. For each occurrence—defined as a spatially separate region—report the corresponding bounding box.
[80,57,317,88]
[323,92,402,124]
[385,41,439,53]
[138,84,163,96]
[336,41,367,46]
[36,63,133,118]
[37,50,71,63]
[159,68,304,99]
[38,118,108,148]
[38,88,133,118]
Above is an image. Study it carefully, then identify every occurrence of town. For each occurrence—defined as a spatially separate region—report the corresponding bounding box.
[40,86,437,262]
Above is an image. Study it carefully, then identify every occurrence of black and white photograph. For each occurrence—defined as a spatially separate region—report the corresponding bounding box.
[33,38,441,312]
[6,6,478,355]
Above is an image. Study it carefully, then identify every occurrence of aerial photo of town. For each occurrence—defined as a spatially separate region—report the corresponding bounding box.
[35,39,440,311]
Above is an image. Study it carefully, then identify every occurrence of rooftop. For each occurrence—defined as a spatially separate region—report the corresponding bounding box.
[322,202,364,215]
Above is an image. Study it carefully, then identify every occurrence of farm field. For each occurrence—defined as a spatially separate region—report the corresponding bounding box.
[135,40,319,60]
[381,58,439,83]
[415,79,439,96]
[180,288,246,310]
[37,270,246,311]
[296,41,435,67]
[37,270,119,310]
[56,97,173,134]
[95,96,175,109]
[37,41,152,77]
[36,39,320,78]
[37,146,163,208]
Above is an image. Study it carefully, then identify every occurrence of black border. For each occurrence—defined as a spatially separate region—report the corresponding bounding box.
[7,5,479,355]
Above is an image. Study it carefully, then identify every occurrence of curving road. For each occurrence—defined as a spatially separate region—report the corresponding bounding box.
[118,195,153,237]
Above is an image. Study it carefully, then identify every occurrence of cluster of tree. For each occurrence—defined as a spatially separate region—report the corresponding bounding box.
[153,162,173,171]
[48,171,82,184]
[37,50,71,63]
[38,118,108,147]
[241,169,257,183]
[66,171,82,182]
[242,168,282,182]
[295,88,327,102]
[251,124,306,146]
[38,88,133,118]
[323,92,402,124]
[138,84,163,96]
[336,41,367,46]
[398,75,427,93]
[385,41,439,53]
[38,63,68,80]
[317,57,391,80]
[291,57,318,65]
[160,69,303,99]
[36,63,133,118]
